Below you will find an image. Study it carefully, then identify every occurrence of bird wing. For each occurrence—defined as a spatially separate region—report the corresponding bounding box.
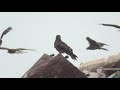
[96,42,108,47]
[86,37,99,47]
[101,24,120,28]
[0,27,12,39]
[57,41,73,53]
[101,48,109,51]
[0,47,9,50]
[15,48,36,51]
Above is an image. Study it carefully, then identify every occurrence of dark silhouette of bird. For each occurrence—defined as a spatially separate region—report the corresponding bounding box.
[86,37,108,51]
[54,35,78,60]
[0,47,35,54]
[0,27,12,46]
[100,23,120,31]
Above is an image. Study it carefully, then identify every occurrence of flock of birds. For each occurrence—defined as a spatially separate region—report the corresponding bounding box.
[53,23,120,61]
[1,23,120,61]
[0,27,35,54]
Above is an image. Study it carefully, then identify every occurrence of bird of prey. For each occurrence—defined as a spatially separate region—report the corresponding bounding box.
[100,23,120,31]
[0,27,12,46]
[86,37,108,51]
[54,35,78,60]
[0,47,35,54]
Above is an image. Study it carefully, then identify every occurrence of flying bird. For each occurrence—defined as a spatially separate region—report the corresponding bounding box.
[54,35,78,60]
[86,37,108,51]
[100,23,120,31]
[0,47,35,54]
[0,27,12,46]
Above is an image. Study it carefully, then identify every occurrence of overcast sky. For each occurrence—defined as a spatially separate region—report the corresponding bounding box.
[0,12,120,78]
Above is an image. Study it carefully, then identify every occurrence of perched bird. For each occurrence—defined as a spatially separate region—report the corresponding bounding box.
[54,35,78,60]
[86,37,108,51]
[0,47,35,54]
[0,27,12,46]
[100,23,120,31]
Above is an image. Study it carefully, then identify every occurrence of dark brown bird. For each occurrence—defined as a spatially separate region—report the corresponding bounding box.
[86,37,108,51]
[0,47,35,54]
[101,23,120,31]
[0,27,12,46]
[54,35,78,60]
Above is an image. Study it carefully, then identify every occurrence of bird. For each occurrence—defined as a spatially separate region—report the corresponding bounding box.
[0,27,12,46]
[86,37,108,51]
[54,35,78,60]
[100,23,120,31]
[0,47,35,54]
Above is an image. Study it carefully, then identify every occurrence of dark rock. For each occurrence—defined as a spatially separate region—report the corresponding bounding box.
[22,53,87,78]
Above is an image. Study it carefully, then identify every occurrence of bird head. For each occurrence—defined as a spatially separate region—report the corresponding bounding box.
[86,37,90,40]
[56,35,61,39]
[8,27,12,31]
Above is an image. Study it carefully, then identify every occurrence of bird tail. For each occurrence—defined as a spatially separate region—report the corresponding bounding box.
[101,48,109,51]
[70,53,78,60]
[103,43,108,46]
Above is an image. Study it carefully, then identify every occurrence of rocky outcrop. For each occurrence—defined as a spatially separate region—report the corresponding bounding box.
[22,54,87,78]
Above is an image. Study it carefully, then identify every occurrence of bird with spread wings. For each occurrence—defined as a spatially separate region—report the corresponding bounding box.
[0,47,36,54]
[86,37,108,51]
[0,27,12,46]
[54,35,78,60]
